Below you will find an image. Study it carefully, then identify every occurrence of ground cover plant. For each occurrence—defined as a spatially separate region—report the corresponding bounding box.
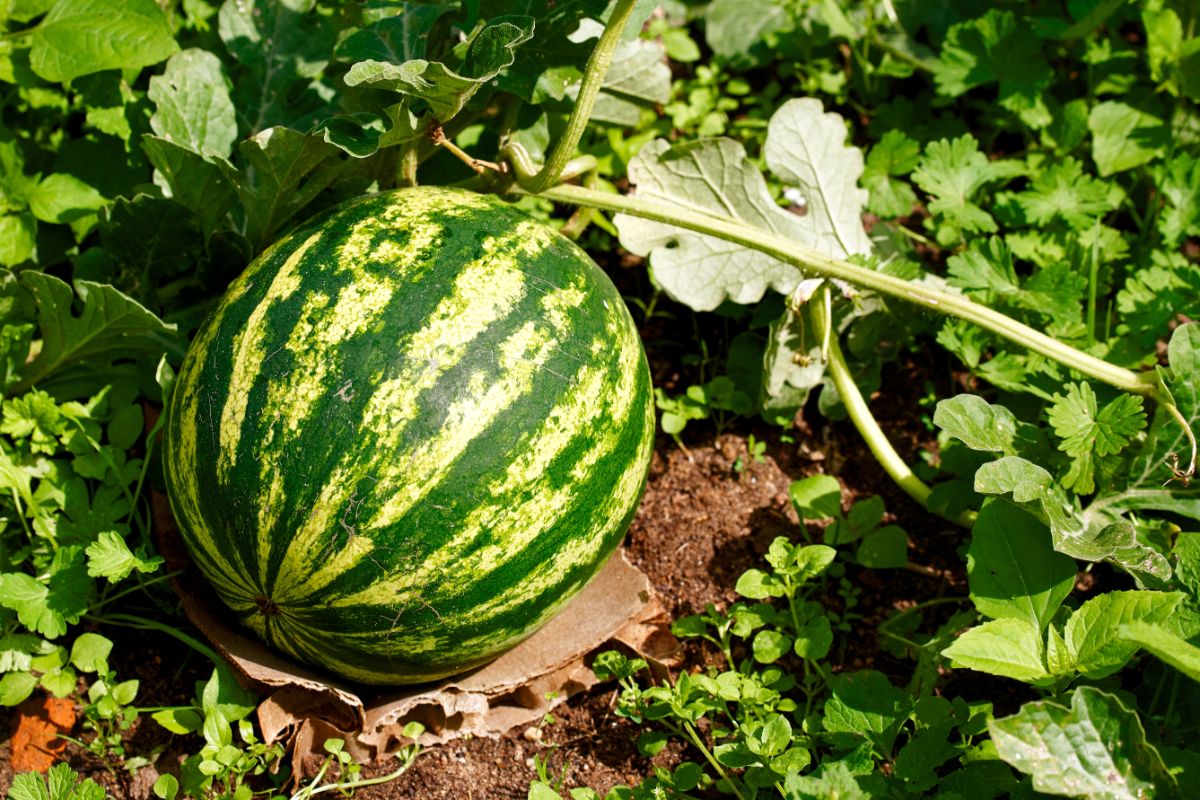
[0,0,1197,798]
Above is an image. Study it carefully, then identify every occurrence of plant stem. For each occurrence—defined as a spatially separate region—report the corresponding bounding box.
[398,146,418,187]
[812,294,976,528]
[523,183,1163,402]
[0,26,36,43]
[679,720,748,800]
[1163,401,1198,485]
[94,612,222,665]
[92,571,182,612]
[518,0,638,193]
[1086,219,1101,346]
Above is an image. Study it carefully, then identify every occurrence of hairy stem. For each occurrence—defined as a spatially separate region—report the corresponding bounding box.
[812,294,976,528]
[518,0,638,193]
[522,183,1163,402]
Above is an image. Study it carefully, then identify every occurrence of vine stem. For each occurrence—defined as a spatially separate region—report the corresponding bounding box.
[1163,401,1197,485]
[517,0,638,193]
[520,183,1164,403]
[811,290,977,529]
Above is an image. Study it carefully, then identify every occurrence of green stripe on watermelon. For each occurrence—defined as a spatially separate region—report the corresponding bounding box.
[163,187,654,685]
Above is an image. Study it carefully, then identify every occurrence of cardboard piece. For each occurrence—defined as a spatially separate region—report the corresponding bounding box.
[154,493,677,764]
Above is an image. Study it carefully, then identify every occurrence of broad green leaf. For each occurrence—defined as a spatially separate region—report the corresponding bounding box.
[938,760,1019,799]
[27,173,105,224]
[473,0,609,103]
[616,99,868,312]
[152,708,203,735]
[752,629,792,663]
[152,774,180,800]
[528,782,563,800]
[200,663,258,722]
[148,49,238,158]
[990,687,1176,799]
[942,618,1051,684]
[822,670,912,755]
[107,402,142,450]
[792,544,837,581]
[111,678,138,705]
[344,18,534,123]
[4,0,54,23]
[219,126,341,253]
[0,213,36,267]
[11,270,179,394]
[1118,621,1200,683]
[616,136,808,310]
[862,130,920,218]
[788,474,843,520]
[586,38,671,126]
[8,770,51,800]
[1045,624,1072,676]
[735,568,785,600]
[39,667,75,697]
[931,9,1052,127]
[1144,4,1200,99]
[1066,591,1183,679]
[1049,384,1147,457]
[933,393,1038,457]
[332,4,453,65]
[893,725,958,790]
[0,550,89,639]
[218,0,336,135]
[73,70,140,141]
[975,458,1170,580]
[762,98,873,260]
[0,572,52,635]
[1088,99,1170,177]
[793,613,832,660]
[29,0,178,82]
[0,670,38,706]
[1176,532,1200,597]
[967,501,1075,630]
[141,136,237,238]
[69,632,112,672]
[0,633,46,673]
[98,195,204,294]
[855,526,908,569]
[704,0,791,67]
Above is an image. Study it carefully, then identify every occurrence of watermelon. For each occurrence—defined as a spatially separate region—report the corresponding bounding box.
[162,187,654,685]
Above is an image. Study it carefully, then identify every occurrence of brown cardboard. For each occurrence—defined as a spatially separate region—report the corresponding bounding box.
[154,492,677,763]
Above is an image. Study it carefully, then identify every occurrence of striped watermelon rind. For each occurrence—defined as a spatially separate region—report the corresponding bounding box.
[162,187,655,685]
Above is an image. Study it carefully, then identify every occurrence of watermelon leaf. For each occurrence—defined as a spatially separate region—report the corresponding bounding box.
[217,0,337,136]
[344,18,535,125]
[615,98,871,313]
[147,49,238,159]
[218,127,342,254]
[8,270,180,397]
